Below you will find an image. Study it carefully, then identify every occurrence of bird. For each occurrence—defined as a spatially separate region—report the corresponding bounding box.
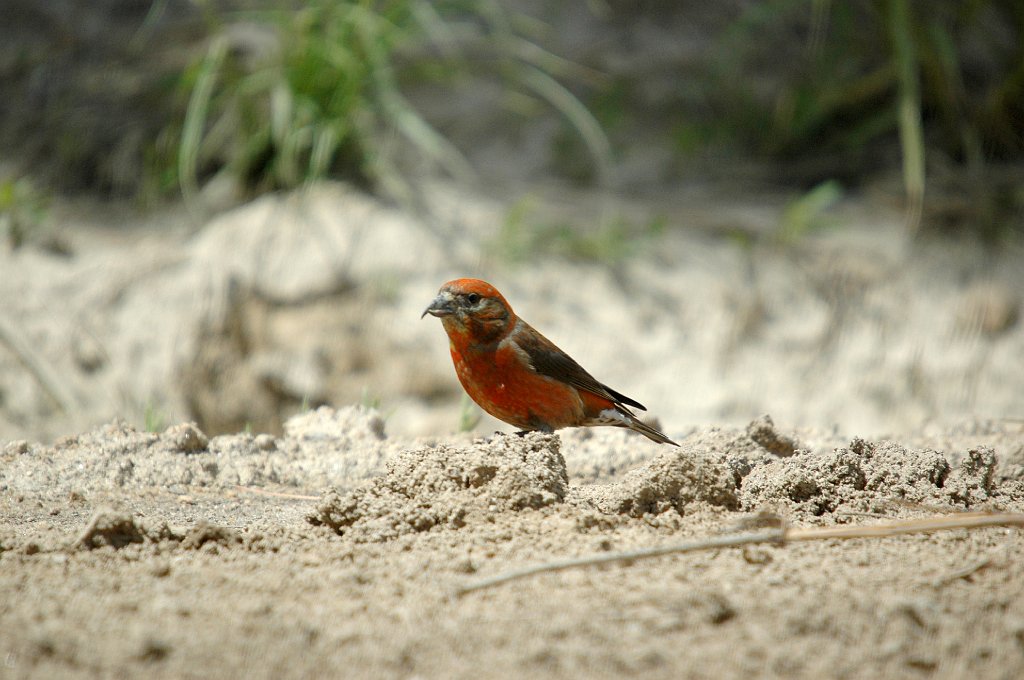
[422,278,678,445]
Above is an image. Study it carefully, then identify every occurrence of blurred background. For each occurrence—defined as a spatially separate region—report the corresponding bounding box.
[1,0,1022,443]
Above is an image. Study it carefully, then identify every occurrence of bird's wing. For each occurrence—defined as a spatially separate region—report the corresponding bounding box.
[513,321,647,412]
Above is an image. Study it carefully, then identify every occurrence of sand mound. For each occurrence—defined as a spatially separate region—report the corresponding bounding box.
[568,416,804,517]
[70,509,248,556]
[308,432,568,541]
[72,509,175,551]
[294,415,1020,544]
[304,415,1012,542]
[178,521,244,551]
[739,437,1004,514]
[305,417,841,541]
[570,442,740,516]
[1,406,397,497]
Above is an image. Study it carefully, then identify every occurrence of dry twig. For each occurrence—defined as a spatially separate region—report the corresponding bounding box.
[933,555,993,586]
[0,313,78,413]
[234,485,318,500]
[456,512,1024,596]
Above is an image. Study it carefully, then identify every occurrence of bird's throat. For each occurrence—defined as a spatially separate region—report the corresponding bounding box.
[443,315,508,349]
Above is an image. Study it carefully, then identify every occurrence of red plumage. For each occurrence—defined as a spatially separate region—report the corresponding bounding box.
[423,278,677,445]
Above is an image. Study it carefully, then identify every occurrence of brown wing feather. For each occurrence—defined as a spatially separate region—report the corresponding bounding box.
[514,321,647,412]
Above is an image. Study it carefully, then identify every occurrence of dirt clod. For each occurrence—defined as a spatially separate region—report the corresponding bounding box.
[180,521,242,550]
[308,432,567,540]
[163,422,209,454]
[746,414,799,457]
[74,510,148,550]
[945,446,998,506]
[3,440,30,456]
[571,443,740,516]
[740,440,961,515]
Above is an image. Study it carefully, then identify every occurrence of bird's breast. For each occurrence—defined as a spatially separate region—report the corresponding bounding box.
[449,341,584,430]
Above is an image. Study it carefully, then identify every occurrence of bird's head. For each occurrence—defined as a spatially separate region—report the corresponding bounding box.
[422,278,515,345]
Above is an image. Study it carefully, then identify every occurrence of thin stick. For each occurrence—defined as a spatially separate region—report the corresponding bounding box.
[0,314,78,413]
[455,529,785,595]
[233,485,318,500]
[456,512,1024,596]
[784,512,1022,541]
[933,556,993,587]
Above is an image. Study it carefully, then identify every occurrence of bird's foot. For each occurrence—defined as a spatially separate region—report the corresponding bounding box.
[479,431,514,444]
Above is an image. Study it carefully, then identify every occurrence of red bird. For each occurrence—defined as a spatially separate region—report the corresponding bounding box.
[422,278,678,445]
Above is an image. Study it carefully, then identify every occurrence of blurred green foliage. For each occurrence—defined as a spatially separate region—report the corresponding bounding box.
[778,180,844,244]
[711,0,1023,158]
[709,1,1022,178]
[159,0,611,200]
[168,0,456,199]
[144,401,167,433]
[0,176,49,250]
[678,0,1024,236]
[3,0,1018,241]
[359,386,382,410]
[457,393,482,433]
[496,197,666,265]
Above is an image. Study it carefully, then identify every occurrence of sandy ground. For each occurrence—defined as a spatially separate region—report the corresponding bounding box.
[2,406,1024,679]
[2,182,1024,678]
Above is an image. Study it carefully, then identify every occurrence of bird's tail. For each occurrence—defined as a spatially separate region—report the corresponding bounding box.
[626,415,679,446]
[587,406,679,446]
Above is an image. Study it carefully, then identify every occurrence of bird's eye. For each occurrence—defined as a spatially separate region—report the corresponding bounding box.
[466,293,481,304]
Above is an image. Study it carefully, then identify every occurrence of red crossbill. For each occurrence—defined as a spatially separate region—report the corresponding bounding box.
[423,278,678,445]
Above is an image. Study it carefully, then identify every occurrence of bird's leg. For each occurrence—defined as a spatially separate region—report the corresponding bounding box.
[483,431,531,444]
[481,431,510,444]
[514,425,553,437]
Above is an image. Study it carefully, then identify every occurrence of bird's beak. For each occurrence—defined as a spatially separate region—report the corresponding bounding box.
[421,291,455,319]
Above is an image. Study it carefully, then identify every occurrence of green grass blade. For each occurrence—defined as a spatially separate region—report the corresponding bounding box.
[888,0,925,232]
[179,36,228,205]
[519,64,614,187]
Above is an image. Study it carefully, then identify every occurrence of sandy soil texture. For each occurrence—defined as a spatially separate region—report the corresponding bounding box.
[2,176,1023,679]
[2,407,1023,679]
